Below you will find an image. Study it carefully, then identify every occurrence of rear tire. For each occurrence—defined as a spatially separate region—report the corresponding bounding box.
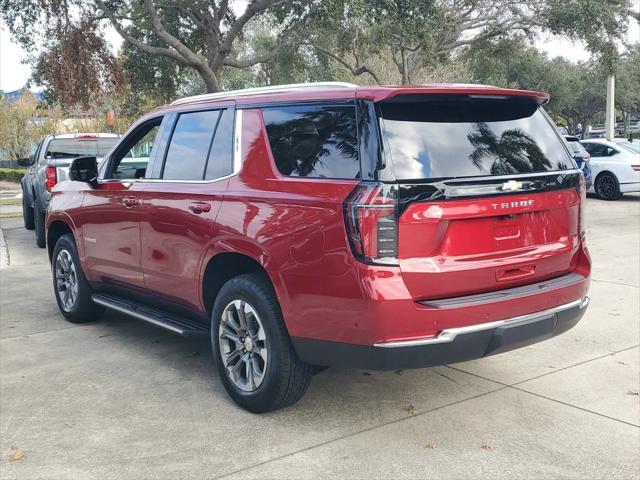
[595,172,622,200]
[22,194,35,230]
[34,201,46,248]
[52,233,104,323]
[211,273,313,413]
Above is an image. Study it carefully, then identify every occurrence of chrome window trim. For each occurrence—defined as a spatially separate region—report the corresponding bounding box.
[374,297,590,348]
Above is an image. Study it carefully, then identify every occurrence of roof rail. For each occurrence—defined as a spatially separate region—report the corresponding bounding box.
[170,82,359,106]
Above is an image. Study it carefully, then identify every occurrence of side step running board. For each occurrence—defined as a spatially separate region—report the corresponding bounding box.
[92,293,209,336]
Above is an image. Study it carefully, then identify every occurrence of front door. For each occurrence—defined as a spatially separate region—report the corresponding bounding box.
[79,118,163,292]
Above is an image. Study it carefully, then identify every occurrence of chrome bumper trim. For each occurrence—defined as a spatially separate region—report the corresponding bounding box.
[374,296,590,348]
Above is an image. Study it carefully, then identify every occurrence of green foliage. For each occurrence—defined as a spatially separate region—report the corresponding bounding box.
[542,0,631,73]
[0,168,27,183]
[0,93,61,161]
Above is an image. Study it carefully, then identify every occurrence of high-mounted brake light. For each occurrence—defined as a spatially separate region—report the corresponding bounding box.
[344,182,399,265]
[45,166,57,192]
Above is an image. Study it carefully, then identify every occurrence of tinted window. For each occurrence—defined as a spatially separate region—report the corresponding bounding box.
[163,110,219,180]
[45,137,119,159]
[205,109,234,180]
[379,98,572,180]
[582,143,607,157]
[263,104,359,179]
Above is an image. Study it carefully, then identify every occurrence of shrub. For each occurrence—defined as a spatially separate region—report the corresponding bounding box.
[0,168,26,183]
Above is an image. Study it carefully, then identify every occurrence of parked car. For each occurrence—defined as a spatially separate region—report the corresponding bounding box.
[614,138,640,153]
[564,135,593,189]
[46,82,591,412]
[580,138,640,200]
[21,133,120,247]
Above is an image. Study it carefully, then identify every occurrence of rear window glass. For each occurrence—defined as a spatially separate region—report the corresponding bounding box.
[379,98,572,180]
[262,104,359,179]
[45,137,119,159]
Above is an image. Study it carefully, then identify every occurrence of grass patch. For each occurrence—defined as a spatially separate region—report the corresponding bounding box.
[0,168,26,183]
[0,197,21,206]
[0,211,22,219]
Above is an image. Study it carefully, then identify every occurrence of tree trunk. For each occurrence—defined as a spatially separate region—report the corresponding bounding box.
[199,67,221,93]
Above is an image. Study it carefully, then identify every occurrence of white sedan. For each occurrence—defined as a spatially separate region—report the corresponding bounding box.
[580,139,640,200]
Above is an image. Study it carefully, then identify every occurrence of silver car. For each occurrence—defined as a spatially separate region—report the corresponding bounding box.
[20,133,120,247]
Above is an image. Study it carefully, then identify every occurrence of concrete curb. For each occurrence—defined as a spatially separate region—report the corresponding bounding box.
[0,225,9,268]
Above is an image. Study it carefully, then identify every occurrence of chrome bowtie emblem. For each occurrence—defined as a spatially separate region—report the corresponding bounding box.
[501,180,523,191]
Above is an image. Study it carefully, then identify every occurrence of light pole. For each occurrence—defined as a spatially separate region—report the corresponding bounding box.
[605,74,615,140]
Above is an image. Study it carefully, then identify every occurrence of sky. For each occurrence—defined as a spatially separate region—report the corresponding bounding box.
[1,7,638,93]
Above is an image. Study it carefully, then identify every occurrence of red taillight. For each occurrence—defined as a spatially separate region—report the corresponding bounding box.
[344,182,399,265]
[45,166,57,192]
[577,172,586,239]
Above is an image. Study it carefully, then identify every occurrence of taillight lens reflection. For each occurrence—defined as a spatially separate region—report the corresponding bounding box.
[344,182,399,265]
[45,166,57,192]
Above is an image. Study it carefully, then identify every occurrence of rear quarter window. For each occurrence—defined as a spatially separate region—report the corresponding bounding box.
[262,104,360,179]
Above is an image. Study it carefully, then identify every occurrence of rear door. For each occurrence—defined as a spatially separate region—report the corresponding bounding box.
[377,95,582,301]
[139,105,235,313]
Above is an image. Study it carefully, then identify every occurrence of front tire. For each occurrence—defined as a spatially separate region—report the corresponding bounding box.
[22,193,35,230]
[34,201,46,248]
[211,273,313,413]
[52,234,104,323]
[595,172,622,200]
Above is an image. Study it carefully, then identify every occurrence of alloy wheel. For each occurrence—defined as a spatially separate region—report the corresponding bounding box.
[596,174,616,199]
[55,249,79,312]
[218,300,268,392]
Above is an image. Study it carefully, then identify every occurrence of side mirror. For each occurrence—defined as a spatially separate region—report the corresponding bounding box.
[69,156,98,186]
[17,157,32,167]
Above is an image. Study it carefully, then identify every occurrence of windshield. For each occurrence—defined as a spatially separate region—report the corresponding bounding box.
[379,97,573,181]
[45,137,119,159]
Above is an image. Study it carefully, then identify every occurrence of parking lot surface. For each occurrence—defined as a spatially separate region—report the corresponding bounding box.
[1,195,639,479]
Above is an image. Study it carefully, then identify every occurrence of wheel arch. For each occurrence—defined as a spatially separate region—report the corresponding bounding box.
[46,218,80,261]
[200,251,285,322]
[594,169,618,183]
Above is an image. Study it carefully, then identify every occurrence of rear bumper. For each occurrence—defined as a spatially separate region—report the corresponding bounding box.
[292,296,589,370]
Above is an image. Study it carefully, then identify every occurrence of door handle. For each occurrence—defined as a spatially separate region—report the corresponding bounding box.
[122,196,140,208]
[188,202,211,214]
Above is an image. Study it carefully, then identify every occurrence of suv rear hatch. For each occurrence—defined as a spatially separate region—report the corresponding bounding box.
[347,93,585,302]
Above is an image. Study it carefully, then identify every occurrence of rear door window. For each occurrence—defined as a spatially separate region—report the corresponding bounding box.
[379,97,573,180]
[205,109,234,180]
[262,104,359,179]
[163,110,220,180]
[582,143,613,157]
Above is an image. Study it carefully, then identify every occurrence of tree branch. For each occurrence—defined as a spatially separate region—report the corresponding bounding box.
[94,0,187,65]
[312,44,382,84]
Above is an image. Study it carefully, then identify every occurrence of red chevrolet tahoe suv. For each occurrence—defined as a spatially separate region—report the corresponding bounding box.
[46,82,591,412]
